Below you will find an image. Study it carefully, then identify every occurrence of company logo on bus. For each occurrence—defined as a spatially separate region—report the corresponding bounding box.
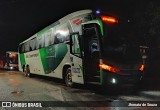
[72,19,81,25]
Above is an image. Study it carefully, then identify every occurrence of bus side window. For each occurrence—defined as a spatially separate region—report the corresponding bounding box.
[50,29,55,45]
[40,35,45,48]
[36,35,45,49]
[54,33,65,44]
[30,38,37,51]
[45,33,50,47]
[44,29,54,47]
[54,24,69,44]
[25,42,30,52]
[22,44,25,53]
[19,45,22,53]
[47,30,53,45]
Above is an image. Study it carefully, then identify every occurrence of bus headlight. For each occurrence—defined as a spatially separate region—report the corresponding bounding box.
[111,78,116,84]
[10,67,14,70]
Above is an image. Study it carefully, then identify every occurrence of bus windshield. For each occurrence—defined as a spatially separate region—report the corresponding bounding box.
[8,57,18,64]
[102,20,141,64]
[7,53,18,64]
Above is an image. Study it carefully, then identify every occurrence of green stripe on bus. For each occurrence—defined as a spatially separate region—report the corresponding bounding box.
[39,48,48,74]
[78,65,83,72]
[20,53,26,68]
[46,44,68,72]
[98,19,104,36]
[39,44,68,74]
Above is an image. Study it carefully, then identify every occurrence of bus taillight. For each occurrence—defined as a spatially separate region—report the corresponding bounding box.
[99,64,119,73]
[100,16,118,23]
[139,64,144,71]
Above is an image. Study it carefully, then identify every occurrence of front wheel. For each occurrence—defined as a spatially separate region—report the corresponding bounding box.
[65,68,73,87]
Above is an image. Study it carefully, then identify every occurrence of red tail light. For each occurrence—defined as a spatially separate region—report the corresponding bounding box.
[101,16,118,23]
[139,64,144,71]
[99,64,119,73]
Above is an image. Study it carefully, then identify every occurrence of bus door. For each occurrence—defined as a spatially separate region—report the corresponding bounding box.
[82,23,101,79]
[70,33,84,84]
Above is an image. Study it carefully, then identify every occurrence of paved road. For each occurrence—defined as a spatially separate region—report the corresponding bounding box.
[0,70,159,110]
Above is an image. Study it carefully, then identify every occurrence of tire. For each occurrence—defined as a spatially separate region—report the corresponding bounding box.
[25,65,31,77]
[65,68,73,87]
[24,67,27,77]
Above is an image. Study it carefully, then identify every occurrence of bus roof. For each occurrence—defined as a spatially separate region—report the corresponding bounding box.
[19,9,92,45]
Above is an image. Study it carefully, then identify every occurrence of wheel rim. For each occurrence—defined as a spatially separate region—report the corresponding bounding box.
[66,69,72,86]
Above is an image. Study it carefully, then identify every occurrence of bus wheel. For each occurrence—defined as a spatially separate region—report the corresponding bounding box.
[25,65,31,77]
[65,68,73,87]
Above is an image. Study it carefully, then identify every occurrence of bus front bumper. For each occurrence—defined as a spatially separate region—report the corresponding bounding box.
[102,70,143,87]
[8,66,18,70]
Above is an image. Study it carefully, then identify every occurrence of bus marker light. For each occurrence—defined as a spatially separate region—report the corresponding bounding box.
[101,16,118,23]
[139,64,144,71]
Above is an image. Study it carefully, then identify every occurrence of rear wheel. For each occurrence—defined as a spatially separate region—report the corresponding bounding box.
[65,68,73,87]
[25,65,31,77]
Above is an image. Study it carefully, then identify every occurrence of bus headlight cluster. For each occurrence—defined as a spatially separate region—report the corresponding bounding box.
[111,78,116,84]
[10,67,14,70]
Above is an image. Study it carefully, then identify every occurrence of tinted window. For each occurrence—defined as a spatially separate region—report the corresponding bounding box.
[36,35,45,49]
[22,44,25,53]
[25,42,30,52]
[45,30,53,47]
[102,22,141,64]
[54,24,69,44]
[30,38,37,51]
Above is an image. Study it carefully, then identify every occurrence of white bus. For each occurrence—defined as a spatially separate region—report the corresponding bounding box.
[18,10,144,88]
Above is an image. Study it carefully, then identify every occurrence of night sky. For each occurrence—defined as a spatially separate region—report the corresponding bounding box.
[0,0,142,53]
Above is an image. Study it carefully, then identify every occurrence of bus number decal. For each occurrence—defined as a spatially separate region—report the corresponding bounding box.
[26,53,39,58]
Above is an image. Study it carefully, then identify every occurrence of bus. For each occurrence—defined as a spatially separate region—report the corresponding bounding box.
[18,10,144,88]
[0,51,18,70]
